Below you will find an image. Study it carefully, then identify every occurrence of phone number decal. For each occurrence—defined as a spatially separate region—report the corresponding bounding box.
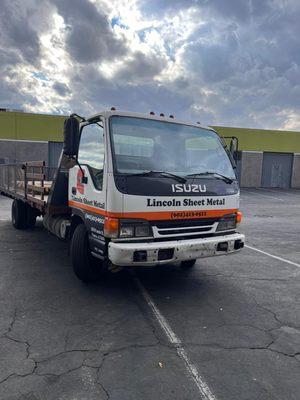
[171,211,207,219]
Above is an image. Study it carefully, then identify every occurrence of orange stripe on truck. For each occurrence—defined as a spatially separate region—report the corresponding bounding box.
[68,200,237,221]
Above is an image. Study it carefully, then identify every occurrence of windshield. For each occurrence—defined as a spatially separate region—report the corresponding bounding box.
[110,116,236,179]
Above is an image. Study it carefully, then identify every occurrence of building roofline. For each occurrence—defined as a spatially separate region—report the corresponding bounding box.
[211,125,300,135]
[0,109,67,118]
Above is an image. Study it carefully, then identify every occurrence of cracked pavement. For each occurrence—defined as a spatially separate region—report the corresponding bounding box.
[0,189,300,400]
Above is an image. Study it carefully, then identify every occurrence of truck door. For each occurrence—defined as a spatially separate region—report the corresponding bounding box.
[68,121,107,257]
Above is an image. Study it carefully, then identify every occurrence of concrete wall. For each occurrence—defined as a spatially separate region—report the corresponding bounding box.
[239,151,300,188]
[0,138,298,189]
[0,140,48,164]
[240,151,263,187]
[291,153,300,189]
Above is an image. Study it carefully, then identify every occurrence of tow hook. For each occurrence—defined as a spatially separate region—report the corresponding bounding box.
[234,239,244,250]
[217,242,228,251]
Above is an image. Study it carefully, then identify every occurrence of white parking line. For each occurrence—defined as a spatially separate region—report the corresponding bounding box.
[258,188,286,194]
[259,188,300,196]
[242,190,283,201]
[245,245,300,268]
[133,274,217,400]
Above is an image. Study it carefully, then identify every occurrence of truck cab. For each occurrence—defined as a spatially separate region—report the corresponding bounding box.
[65,110,244,281]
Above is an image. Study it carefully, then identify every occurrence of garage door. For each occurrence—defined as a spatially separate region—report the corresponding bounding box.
[261,152,293,188]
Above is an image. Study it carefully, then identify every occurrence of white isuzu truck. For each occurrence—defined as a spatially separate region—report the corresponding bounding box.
[0,110,244,282]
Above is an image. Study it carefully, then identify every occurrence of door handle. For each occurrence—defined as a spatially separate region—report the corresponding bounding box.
[72,187,77,195]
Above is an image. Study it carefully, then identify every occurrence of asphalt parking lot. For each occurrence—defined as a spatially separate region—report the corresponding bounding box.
[0,189,299,400]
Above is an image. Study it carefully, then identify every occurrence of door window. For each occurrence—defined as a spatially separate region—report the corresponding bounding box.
[78,123,104,190]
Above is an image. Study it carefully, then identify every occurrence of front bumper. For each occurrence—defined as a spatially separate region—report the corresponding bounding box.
[108,232,245,267]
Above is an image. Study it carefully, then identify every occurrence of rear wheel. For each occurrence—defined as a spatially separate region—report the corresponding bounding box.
[12,199,26,229]
[180,259,197,269]
[70,223,105,282]
[25,204,37,229]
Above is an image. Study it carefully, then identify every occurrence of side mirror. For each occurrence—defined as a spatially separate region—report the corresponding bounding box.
[223,136,239,164]
[229,137,238,160]
[63,116,80,156]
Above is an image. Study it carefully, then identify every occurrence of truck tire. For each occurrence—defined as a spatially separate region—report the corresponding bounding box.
[180,259,197,269]
[70,223,104,282]
[25,205,37,229]
[12,199,27,229]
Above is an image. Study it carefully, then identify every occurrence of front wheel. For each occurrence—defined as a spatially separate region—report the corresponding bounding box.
[180,259,197,269]
[70,223,105,282]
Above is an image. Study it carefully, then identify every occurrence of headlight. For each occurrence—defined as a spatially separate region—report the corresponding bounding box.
[119,225,135,237]
[135,225,151,237]
[119,220,152,238]
[216,215,236,232]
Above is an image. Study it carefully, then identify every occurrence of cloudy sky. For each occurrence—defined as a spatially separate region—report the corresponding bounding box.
[1,0,300,130]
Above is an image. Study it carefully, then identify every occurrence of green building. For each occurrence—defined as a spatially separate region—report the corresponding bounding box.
[0,109,299,188]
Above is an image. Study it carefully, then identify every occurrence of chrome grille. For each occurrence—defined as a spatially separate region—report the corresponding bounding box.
[152,219,218,239]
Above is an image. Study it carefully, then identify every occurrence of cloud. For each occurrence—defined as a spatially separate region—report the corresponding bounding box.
[52,82,71,96]
[53,0,127,64]
[0,3,39,64]
[0,0,54,65]
[183,30,239,83]
[113,51,168,82]
[140,0,273,21]
[0,0,299,130]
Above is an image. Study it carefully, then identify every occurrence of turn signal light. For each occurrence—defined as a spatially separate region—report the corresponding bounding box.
[104,217,119,238]
[236,211,243,224]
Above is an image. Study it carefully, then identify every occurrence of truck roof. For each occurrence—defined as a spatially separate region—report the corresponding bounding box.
[86,110,215,132]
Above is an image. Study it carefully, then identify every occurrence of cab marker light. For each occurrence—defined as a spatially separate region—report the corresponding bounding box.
[104,217,119,238]
[111,107,116,111]
[150,111,155,115]
[160,113,165,117]
[169,115,174,118]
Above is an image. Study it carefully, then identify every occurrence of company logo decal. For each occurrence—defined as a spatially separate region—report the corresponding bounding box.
[77,169,85,194]
[171,184,207,193]
[70,196,105,209]
[147,197,225,207]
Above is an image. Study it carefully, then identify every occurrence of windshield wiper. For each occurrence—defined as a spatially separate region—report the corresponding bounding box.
[185,171,234,184]
[125,170,186,183]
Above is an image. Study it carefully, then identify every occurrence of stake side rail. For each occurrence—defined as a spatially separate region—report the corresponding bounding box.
[0,162,56,213]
